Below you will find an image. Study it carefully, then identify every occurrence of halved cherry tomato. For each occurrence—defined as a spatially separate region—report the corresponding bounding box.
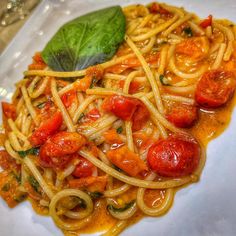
[175,36,209,61]
[195,70,236,108]
[72,157,95,178]
[85,108,101,121]
[102,95,150,131]
[147,135,200,177]
[61,90,77,108]
[2,102,16,120]
[200,15,212,28]
[107,145,148,176]
[39,132,86,168]
[30,111,63,146]
[166,104,198,128]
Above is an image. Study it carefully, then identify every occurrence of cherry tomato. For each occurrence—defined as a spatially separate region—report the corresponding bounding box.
[61,90,77,108]
[149,3,170,14]
[2,102,16,120]
[200,15,212,28]
[102,95,150,131]
[39,132,86,168]
[119,80,143,94]
[30,111,63,146]
[195,70,236,108]
[166,104,198,128]
[72,157,95,178]
[85,108,101,121]
[147,135,200,177]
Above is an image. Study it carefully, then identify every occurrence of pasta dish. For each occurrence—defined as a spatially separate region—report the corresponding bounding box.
[0,2,236,235]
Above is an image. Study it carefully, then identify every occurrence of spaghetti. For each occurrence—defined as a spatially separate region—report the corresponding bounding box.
[0,2,236,236]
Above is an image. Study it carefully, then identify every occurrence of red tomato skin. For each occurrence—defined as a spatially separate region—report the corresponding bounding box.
[39,132,86,168]
[102,95,150,131]
[166,105,198,128]
[30,111,63,146]
[61,90,77,108]
[200,15,212,28]
[72,157,94,178]
[2,102,16,120]
[147,135,200,177]
[195,70,236,108]
[86,108,101,121]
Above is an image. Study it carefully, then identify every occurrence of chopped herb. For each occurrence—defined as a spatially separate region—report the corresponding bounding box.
[159,74,170,86]
[1,183,10,192]
[36,102,46,109]
[18,147,39,158]
[11,171,21,183]
[88,191,103,200]
[14,193,27,203]
[28,176,40,193]
[113,165,123,172]
[183,27,193,37]
[89,76,98,88]
[116,126,123,134]
[75,197,87,209]
[78,113,85,122]
[107,200,135,212]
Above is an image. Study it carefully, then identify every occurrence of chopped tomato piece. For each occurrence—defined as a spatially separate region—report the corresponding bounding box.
[103,129,123,145]
[61,90,77,108]
[74,66,104,91]
[195,70,236,108]
[147,135,200,177]
[72,157,96,178]
[200,15,212,28]
[119,80,143,94]
[39,131,86,168]
[28,52,46,70]
[86,108,101,121]
[68,176,107,192]
[166,104,198,128]
[0,171,24,208]
[2,102,16,120]
[102,95,150,131]
[175,36,209,61]
[0,150,20,171]
[107,145,148,176]
[106,53,159,74]
[133,132,154,150]
[30,111,63,146]
[149,2,170,14]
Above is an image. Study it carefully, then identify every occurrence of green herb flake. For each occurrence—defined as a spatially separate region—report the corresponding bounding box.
[88,191,103,200]
[28,176,40,193]
[89,76,98,88]
[1,183,10,192]
[116,126,123,134]
[78,113,85,122]
[183,27,193,37]
[17,147,39,158]
[11,171,21,183]
[159,74,170,86]
[107,200,135,212]
[36,102,46,109]
[14,193,27,203]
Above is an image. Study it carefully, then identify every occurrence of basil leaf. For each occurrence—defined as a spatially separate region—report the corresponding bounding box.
[18,147,39,158]
[42,6,126,71]
[107,200,135,212]
[28,176,40,193]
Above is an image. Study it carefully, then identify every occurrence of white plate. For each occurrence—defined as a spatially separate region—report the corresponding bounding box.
[0,0,236,235]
